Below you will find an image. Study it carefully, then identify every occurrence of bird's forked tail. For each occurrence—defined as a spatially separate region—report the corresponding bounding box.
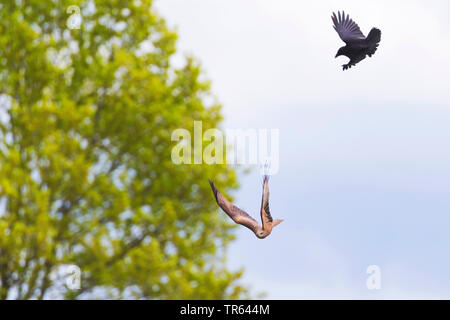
[272,219,284,228]
[366,28,381,57]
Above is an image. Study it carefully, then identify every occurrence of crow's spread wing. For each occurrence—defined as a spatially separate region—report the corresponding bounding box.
[332,11,366,43]
[209,180,261,233]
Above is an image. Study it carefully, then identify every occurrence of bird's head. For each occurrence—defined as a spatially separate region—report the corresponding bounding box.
[335,47,345,58]
[256,229,268,239]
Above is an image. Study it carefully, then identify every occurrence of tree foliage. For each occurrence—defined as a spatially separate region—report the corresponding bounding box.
[0,0,246,299]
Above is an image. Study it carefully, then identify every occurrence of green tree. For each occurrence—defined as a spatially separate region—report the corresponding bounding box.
[0,0,246,299]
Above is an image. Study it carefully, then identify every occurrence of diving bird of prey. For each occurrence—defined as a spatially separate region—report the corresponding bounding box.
[332,11,381,70]
[209,176,283,239]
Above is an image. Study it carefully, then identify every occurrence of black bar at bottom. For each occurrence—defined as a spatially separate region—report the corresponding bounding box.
[0,300,444,318]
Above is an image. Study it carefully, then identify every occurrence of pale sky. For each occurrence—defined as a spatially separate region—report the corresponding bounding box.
[156,0,450,299]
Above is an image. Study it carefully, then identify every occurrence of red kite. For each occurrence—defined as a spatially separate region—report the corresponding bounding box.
[209,176,283,239]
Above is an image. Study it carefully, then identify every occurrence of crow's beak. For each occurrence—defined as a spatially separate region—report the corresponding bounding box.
[335,53,340,58]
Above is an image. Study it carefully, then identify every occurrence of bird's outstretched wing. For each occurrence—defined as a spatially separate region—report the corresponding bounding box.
[209,180,261,233]
[260,175,273,230]
[332,11,366,43]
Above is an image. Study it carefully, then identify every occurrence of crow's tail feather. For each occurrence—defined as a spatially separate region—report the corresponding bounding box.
[367,28,381,57]
[367,28,381,45]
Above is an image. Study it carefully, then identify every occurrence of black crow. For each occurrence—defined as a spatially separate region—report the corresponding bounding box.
[332,11,381,71]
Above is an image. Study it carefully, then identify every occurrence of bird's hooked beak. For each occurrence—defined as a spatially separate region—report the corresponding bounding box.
[335,49,344,58]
